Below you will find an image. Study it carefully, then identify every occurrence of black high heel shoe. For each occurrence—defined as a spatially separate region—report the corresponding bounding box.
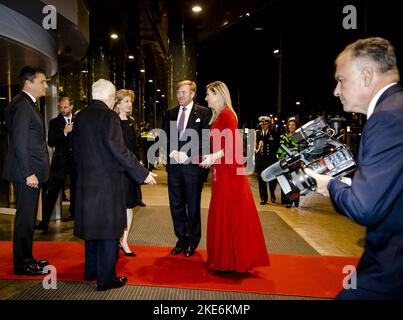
[119,243,136,257]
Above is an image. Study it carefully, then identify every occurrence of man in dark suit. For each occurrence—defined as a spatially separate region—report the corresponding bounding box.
[36,96,76,233]
[255,116,279,205]
[73,79,156,291]
[2,66,50,275]
[164,80,211,257]
[306,37,403,299]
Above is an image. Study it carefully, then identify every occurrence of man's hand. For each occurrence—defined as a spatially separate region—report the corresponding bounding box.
[26,174,39,188]
[144,172,157,184]
[64,123,73,135]
[171,151,189,164]
[305,168,332,197]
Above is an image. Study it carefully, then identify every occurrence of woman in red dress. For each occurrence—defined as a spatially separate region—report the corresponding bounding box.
[200,81,270,273]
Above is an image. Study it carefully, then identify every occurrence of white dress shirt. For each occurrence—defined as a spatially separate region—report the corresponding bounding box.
[176,101,194,131]
[63,116,73,136]
[169,102,194,158]
[22,90,36,104]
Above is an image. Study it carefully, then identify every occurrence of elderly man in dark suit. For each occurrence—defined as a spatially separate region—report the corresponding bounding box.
[73,79,156,291]
[2,66,50,275]
[164,80,211,257]
[306,37,403,299]
[36,96,76,233]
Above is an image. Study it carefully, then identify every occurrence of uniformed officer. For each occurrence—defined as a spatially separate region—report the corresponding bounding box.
[255,116,279,204]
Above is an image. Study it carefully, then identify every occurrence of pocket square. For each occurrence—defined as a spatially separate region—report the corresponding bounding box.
[195,118,201,123]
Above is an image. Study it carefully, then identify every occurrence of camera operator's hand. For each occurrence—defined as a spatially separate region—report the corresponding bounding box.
[305,168,332,197]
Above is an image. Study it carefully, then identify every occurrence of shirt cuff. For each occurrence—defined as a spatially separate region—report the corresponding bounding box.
[341,177,352,186]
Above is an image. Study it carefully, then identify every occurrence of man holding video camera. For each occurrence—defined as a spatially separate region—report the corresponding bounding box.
[306,37,403,299]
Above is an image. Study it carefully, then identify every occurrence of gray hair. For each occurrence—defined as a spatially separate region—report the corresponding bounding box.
[343,37,399,75]
[92,79,116,101]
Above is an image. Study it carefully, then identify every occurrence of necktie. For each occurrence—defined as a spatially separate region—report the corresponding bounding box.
[177,106,187,138]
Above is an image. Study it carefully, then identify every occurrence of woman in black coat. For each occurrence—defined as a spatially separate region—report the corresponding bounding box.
[114,89,143,256]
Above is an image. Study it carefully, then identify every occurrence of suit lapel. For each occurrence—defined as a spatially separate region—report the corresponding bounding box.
[171,106,180,133]
[58,113,67,127]
[186,105,199,130]
[172,106,180,121]
[21,92,45,128]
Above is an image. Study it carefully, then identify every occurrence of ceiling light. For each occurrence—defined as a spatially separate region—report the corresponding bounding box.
[192,6,202,13]
[128,55,134,60]
[110,33,118,39]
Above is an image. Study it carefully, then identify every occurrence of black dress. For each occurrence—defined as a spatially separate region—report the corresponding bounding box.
[120,119,142,208]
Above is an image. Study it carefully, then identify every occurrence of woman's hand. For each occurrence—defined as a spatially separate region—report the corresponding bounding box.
[199,154,214,168]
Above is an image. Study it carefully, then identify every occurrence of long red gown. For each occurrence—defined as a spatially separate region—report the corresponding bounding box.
[207,107,270,272]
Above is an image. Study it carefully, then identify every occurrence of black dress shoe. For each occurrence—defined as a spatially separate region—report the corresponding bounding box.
[14,263,50,276]
[184,246,196,257]
[260,200,267,205]
[137,200,146,207]
[170,246,186,255]
[32,258,49,268]
[97,276,127,291]
[285,204,292,208]
[119,243,136,257]
[271,196,276,203]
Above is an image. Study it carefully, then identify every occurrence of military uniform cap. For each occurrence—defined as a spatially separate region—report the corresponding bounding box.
[258,116,271,124]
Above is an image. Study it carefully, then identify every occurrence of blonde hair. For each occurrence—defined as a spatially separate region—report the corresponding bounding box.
[114,89,135,113]
[176,80,197,93]
[206,81,237,125]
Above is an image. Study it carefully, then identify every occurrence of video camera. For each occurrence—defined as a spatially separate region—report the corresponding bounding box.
[261,117,356,200]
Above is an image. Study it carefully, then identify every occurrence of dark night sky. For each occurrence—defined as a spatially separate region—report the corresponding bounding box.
[84,0,403,128]
[196,0,403,127]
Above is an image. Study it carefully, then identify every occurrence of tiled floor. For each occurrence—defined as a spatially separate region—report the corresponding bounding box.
[142,167,365,257]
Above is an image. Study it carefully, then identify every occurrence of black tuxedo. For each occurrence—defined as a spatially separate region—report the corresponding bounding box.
[163,103,211,249]
[2,91,50,269]
[42,113,76,226]
[255,129,279,203]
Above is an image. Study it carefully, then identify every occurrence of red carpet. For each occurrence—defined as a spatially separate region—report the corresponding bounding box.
[0,241,359,298]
